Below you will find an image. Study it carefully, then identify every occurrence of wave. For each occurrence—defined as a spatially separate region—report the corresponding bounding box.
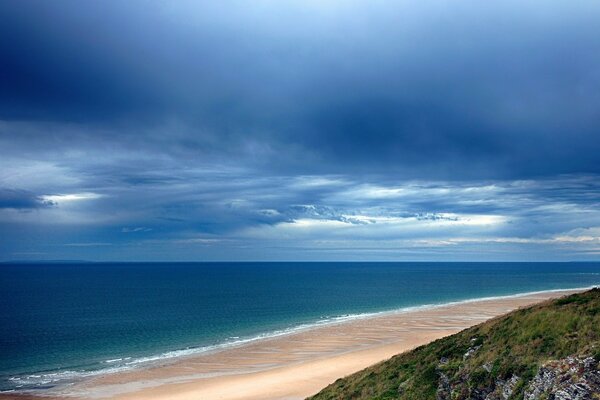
[4,285,597,394]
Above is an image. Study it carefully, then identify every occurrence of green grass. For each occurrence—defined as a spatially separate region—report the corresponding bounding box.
[309,288,600,400]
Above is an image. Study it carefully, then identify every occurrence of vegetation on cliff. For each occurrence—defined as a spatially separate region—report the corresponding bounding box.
[310,289,600,400]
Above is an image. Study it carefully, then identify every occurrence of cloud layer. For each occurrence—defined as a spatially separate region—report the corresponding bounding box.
[1,1,599,260]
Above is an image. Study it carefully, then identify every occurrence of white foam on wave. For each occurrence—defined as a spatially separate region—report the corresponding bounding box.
[6,285,598,394]
[103,357,131,364]
[6,365,136,390]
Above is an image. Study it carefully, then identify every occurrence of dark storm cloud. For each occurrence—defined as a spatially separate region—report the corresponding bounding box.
[0,189,54,209]
[1,0,600,178]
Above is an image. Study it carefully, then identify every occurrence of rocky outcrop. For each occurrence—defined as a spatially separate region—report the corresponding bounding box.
[435,356,599,400]
[524,356,600,400]
[436,371,452,400]
[492,374,520,400]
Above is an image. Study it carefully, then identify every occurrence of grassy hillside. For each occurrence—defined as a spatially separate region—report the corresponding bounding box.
[310,289,600,400]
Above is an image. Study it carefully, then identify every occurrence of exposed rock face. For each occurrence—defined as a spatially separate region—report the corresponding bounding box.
[499,374,520,400]
[524,356,600,400]
[481,374,520,400]
[435,356,599,400]
[436,371,451,400]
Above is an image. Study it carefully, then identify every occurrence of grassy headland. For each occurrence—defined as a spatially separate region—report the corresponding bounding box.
[310,288,600,400]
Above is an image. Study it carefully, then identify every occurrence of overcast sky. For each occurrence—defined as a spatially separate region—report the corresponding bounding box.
[1,0,599,261]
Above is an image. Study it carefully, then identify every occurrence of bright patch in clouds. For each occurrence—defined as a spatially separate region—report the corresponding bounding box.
[42,193,103,204]
[245,211,507,243]
[347,213,505,227]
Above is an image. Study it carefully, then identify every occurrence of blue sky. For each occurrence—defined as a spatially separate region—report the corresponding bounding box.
[1,0,599,261]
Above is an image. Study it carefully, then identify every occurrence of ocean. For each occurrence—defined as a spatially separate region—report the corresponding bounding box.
[1,261,599,394]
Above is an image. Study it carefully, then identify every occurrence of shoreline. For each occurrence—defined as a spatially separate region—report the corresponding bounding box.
[1,287,591,400]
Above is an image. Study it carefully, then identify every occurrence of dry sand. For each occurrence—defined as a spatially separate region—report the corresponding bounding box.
[1,289,582,400]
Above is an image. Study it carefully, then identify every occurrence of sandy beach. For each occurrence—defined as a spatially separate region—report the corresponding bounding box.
[1,288,583,400]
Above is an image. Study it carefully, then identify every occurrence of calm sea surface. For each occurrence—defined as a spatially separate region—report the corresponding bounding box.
[1,262,599,393]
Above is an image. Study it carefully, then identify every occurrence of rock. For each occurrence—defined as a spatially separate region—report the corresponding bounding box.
[436,372,452,400]
[463,345,482,360]
[483,362,493,373]
[500,375,520,399]
[482,374,520,400]
[524,356,600,400]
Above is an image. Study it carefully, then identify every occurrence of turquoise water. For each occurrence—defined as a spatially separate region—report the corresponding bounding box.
[1,262,599,393]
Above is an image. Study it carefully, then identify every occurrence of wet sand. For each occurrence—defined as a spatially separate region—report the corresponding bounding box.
[1,289,582,400]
